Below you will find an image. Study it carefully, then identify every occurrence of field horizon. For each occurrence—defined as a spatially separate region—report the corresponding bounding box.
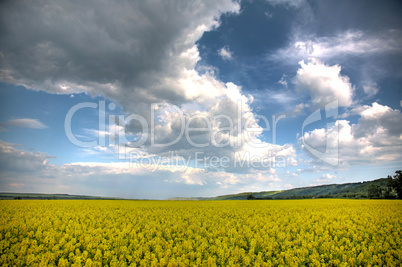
[1,174,400,201]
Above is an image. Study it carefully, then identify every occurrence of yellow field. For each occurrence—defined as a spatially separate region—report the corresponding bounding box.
[0,199,401,266]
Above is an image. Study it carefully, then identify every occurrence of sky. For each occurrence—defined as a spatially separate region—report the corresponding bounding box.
[0,0,402,199]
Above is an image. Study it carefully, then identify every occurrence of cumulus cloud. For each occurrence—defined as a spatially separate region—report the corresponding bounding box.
[218,46,234,60]
[295,58,354,107]
[0,118,48,130]
[0,0,297,170]
[301,102,402,165]
[352,102,402,139]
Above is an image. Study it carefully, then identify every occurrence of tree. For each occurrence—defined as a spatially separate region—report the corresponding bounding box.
[367,184,381,199]
[383,171,402,199]
[247,194,255,200]
[384,175,395,199]
[394,170,402,199]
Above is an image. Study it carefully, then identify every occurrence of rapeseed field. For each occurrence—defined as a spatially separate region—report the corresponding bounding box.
[0,199,401,266]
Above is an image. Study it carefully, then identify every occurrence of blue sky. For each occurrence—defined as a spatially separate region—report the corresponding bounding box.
[0,0,401,199]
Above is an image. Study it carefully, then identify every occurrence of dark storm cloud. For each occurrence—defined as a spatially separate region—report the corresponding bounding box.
[0,0,239,107]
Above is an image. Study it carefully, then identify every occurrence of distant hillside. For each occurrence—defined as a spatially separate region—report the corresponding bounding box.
[211,190,281,200]
[267,178,390,199]
[170,177,399,200]
[0,192,122,200]
[4,174,400,201]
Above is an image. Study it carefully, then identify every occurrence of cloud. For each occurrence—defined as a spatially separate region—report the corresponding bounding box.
[295,58,354,107]
[0,0,240,109]
[218,46,233,61]
[0,140,53,173]
[278,74,289,88]
[265,0,305,8]
[266,91,294,104]
[264,11,273,18]
[271,29,402,62]
[0,118,48,129]
[290,102,309,117]
[0,139,289,198]
[301,102,402,165]
[313,173,335,184]
[362,82,379,97]
[352,102,402,139]
[0,0,238,91]
[0,0,297,169]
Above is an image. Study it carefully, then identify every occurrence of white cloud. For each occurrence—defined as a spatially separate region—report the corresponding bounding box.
[290,102,309,117]
[272,29,402,62]
[362,82,379,97]
[218,46,233,61]
[264,11,273,18]
[1,118,48,129]
[295,58,354,107]
[301,102,402,165]
[265,0,305,8]
[278,74,288,88]
[313,173,335,184]
[267,91,294,104]
[352,102,402,139]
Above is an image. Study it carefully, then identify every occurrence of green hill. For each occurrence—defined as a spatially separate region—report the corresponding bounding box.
[171,176,400,200]
[4,172,401,201]
[211,190,281,200]
[268,178,389,199]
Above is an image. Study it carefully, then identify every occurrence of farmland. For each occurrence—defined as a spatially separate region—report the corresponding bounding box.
[0,199,401,266]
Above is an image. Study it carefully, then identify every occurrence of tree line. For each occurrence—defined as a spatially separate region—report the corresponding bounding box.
[246,170,402,200]
[367,170,402,199]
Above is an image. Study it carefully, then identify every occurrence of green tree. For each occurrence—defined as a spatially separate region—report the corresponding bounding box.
[367,184,381,199]
[247,194,255,200]
[384,175,395,199]
[394,170,402,199]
